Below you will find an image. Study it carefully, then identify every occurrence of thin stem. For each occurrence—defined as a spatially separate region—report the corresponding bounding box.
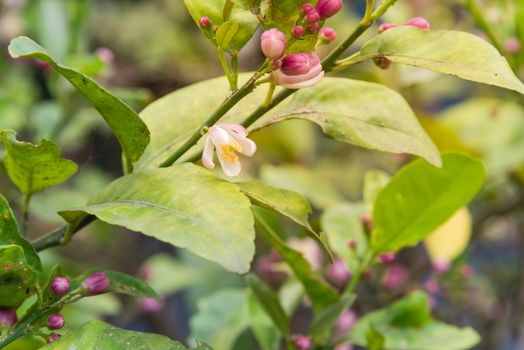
[263,83,276,107]
[363,0,375,24]
[21,194,31,235]
[31,215,94,252]
[218,50,235,90]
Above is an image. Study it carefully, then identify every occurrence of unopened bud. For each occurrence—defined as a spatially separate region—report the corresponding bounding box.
[47,314,65,330]
[505,37,521,54]
[382,264,408,289]
[316,0,343,19]
[140,297,164,313]
[348,239,357,249]
[199,16,212,28]
[378,252,396,264]
[281,52,320,75]
[360,214,373,234]
[431,260,451,275]
[51,276,71,296]
[378,22,398,33]
[319,27,337,43]
[325,258,351,289]
[261,28,287,59]
[0,309,17,327]
[48,333,61,344]
[334,310,358,338]
[307,22,321,33]
[95,47,115,65]
[82,272,110,295]
[404,17,430,30]
[292,25,305,38]
[305,10,320,24]
[293,335,313,350]
[301,3,314,15]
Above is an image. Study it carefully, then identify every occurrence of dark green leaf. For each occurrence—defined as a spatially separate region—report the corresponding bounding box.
[360,27,524,95]
[245,274,289,337]
[0,130,77,195]
[0,195,41,271]
[42,320,189,349]
[0,245,38,307]
[8,36,150,168]
[60,164,255,274]
[366,327,385,350]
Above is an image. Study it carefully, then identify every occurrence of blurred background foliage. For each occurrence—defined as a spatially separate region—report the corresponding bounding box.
[0,0,523,349]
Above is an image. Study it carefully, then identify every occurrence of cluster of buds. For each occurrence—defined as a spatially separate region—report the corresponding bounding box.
[300,0,343,34]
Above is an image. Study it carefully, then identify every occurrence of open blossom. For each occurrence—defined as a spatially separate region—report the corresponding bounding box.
[202,124,257,177]
[260,28,286,59]
[273,52,324,89]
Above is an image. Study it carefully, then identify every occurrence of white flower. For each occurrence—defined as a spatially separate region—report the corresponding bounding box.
[202,124,257,177]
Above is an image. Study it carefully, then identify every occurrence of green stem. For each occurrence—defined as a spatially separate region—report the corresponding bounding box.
[263,83,276,108]
[218,50,235,91]
[21,194,31,235]
[31,215,94,252]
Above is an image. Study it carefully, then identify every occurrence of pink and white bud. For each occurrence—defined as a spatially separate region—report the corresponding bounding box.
[301,3,314,15]
[334,310,358,338]
[307,22,321,33]
[348,239,357,249]
[199,16,212,28]
[360,214,373,233]
[325,258,351,289]
[379,252,396,264]
[382,264,408,289]
[404,17,430,30]
[431,260,451,275]
[316,0,343,19]
[261,28,287,59]
[0,309,17,327]
[95,47,115,65]
[51,276,71,296]
[319,27,337,42]
[292,25,305,38]
[378,22,398,33]
[505,37,521,54]
[48,333,61,344]
[273,53,324,89]
[47,314,65,330]
[202,124,257,177]
[305,10,320,24]
[140,297,164,313]
[82,272,110,295]
[293,335,313,350]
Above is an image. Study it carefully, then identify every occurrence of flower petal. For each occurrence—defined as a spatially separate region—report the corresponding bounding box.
[216,149,242,177]
[279,70,324,89]
[229,132,257,156]
[202,135,215,169]
[221,124,249,137]
[209,125,231,146]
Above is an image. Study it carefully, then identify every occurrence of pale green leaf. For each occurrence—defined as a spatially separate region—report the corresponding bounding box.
[363,170,391,214]
[360,27,524,95]
[0,129,77,195]
[59,164,255,273]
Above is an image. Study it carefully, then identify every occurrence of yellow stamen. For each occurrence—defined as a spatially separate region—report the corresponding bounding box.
[221,140,243,163]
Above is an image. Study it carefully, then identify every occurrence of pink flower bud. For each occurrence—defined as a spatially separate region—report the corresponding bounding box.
[348,239,357,249]
[47,314,65,330]
[82,272,110,295]
[382,264,408,289]
[51,276,71,296]
[305,10,320,24]
[199,16,212,28]
[292,25,305,38]
[424,279,440,294]
[255,250,287,287]
[281,52,320,75]
[261,28,287,59]
[140,297,164,313]
[360,215,373,233]
[505,37,521,54]
[404,17,430,30]
[373,56,392,70]
[378,22,398,33]
[334,310,358,338]
[307,22,321,33]
[316,0,343,19]
[293,335,313,350]
[379,252,396,264]
[301,3,314,15]
[48,333,61,344]
[431,260,451,275]
[95,47,115,65]
[0,309,17,327]
[319,27,337,42]
[325,258,351,289]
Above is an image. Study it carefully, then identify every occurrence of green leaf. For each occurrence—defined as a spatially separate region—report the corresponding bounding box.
[237,182,332,259]
[366,327,385,350]
[42,320,189,349]
[309,294,356,342]
[254,209,338,311]
[193,340,216,350]
[247,291,280,350]
[190,289,249,350]
[59,164,255,273]
[3,335,46,350]
[216,21,240,51]
[73,268,159,300]
[321,203,367,274]
[245,274,289,337]
[255,78,442,167]
[0,195,41,271]
[371,152,485,253]
[363,170,391,215]
[360,27,524,95]
[184,0,259,53]
[0,130,77,195]
[8,36,150,168]
[350,292,481,350]
[0,245,38,307]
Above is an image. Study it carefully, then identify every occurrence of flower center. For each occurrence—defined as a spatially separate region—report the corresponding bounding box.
[221,140,242,163]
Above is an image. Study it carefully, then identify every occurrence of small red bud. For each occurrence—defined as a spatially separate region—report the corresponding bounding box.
[316,0,343,19]
[82,272,110,295]
[307,22,321,33]
[305,10,320,24]
[199,16,212,28]
[378,22,398,33]
[378,252,396,264]
[319,27,337,42]
[47,314,65,330]
[301,3,314,15]
[348,239,357,249]
[48,333,61,344]
[51,276,71,296]
[292,335,313,350]
[0,310,17,327]
[404,17,430,30]
[292,25,305,38]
